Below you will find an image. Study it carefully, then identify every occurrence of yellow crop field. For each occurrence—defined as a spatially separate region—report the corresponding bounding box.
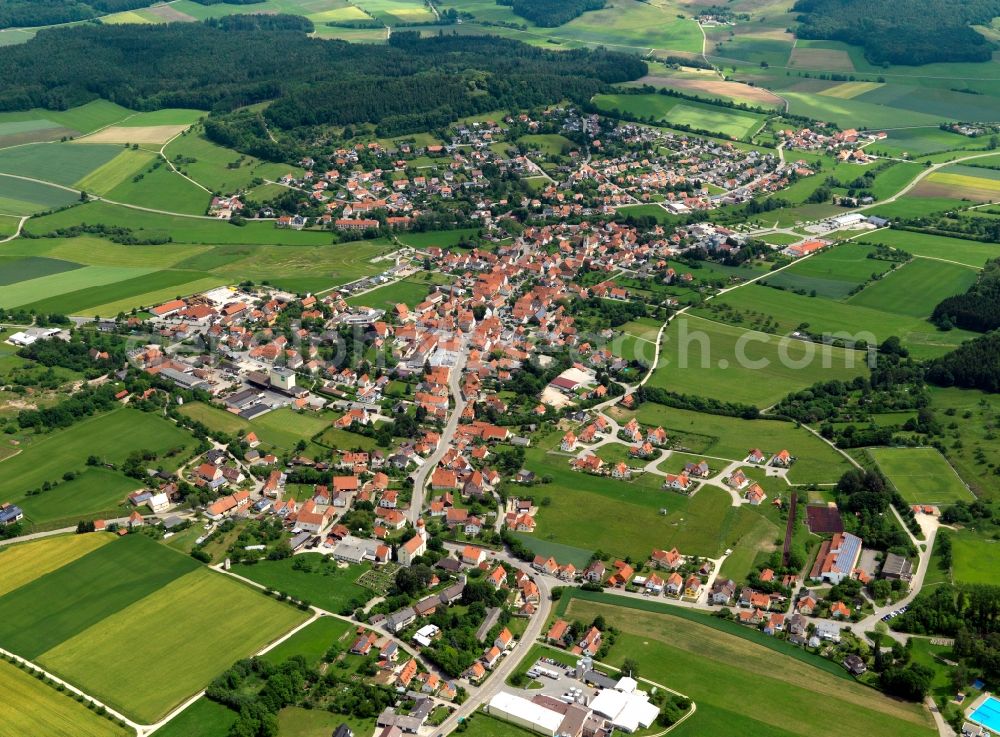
[820,81,884,99]
[0,534,111,598]
[78,125,189,145]
[310,5,372,21]
[0,659,128,737]
[74,148,156,195]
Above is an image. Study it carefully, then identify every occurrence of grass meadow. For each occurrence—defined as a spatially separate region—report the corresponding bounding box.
[761,242,897,299]
[149,698,236,737]
[868,447,973,505]
[0,409,194,528]
[233,555,372,614]
[261,616,354,666]
[647,314,868,407]
[859,229,1000,269]
[525,429,771,560]
[846,258,978,317]
[0,659,129,737]
[0,142,122,187]
[927,386,1000,502]
[561,596,936,737]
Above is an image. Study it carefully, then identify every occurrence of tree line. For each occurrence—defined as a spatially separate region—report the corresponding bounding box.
[932,257,1000,333]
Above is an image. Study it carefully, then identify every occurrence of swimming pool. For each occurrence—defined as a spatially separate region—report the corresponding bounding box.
[971,696,1000,734]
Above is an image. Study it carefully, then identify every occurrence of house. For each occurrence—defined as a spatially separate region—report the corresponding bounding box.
[726,469,749,489]
[645,573,665,594]
[683,575,702,598]
[576,626,602,656]
[770,449,792,467]
[662,473,690,492]
[127,511,144,529]
[583,561,605,583]
[744,483,767,505]
[481,645,503,669]
[0,503,23,526]
[547,619,570,644]
[494,627,514,651]
[665,572,684,596]
[764,613,785,635]
[611,462,631,480]
[843,654,867,676]
[710,578,736,605]
[607,561,633,588]
[462,545,488,566]
[797,596,817,615]
[560,431,577,452]
[830,601,852,619]
[745,449,766,464]
[650,548,682,570]
[683,460,710,478]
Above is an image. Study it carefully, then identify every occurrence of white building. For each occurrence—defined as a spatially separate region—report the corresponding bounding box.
[590,686,659,733]
[148,492,170,513]
[486,692,563,736]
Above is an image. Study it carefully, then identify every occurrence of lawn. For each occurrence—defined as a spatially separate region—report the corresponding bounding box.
[277,706,374,737]
[0,409,194,528]
[949,528,1000,586]
[0,101,132,135]
[623,402,853,484]
[716,511,779,582]
[593,93,763,139]
[647,313,868,407]
[507,532,594,569]
[234,556,372,614]
[39,566,308,723]
[0,535,199,660]
[163,129,296,194]
[346,278,432,310]
[261,616,354,666]
[868,447,973,506]
[152,697,237,737]
[516,133,576,157]
[562,596,935,737]
[0,659,129,737]
[0,534,111,598]
[847,258,978,318]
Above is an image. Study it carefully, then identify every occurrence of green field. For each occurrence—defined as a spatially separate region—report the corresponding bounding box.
[39,566,308,723]
[622,403,853,484]
[75,148,157,195]
[0,143,123,187]
[178,403,330,453]
[562,596,935,737]
[105,163,210,215]
[859,229,1000,269]
[0,658,129,737]
[594,93,764,139]
[868,447,973,506]
[233,555,372,614]
[847,258,978,317]
[346,278,432,310]
[761,243,897,299]
[152,698,236,737]
[948,528,1000,585]
[927,386,1000,501]
[647,314,868,407]
[0,535,200,659]
[0,264,156,308]
[0,256,82,285]
[0,534,111,598]
[526,430,772,560]
[0,101,132,135]
[163,129,297,194]
[0,409,194,527]
[695,282,979,359]
[261,616,354,666]
[0,175,77,215]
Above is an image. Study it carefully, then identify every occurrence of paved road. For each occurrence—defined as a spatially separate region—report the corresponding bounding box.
[406,338,468,524]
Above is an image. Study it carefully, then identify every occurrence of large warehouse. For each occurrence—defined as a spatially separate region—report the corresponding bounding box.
[487,692,564,736]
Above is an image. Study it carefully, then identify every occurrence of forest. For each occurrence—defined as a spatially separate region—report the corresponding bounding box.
[0,22,644,150]
[496,0,606,27]
[926,330,1000,392]
[932,257,1000,333]
[792,0,1000,65]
